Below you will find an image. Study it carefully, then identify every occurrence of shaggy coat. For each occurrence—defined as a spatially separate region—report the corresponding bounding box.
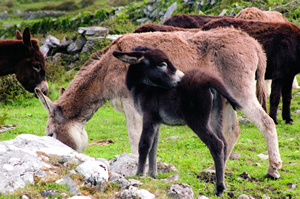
[113,46,241,196]
[0,27,48,95]
[236,7,288,22]
[163,13,233,28]
[201,17,300,124]
[36,28,282,179]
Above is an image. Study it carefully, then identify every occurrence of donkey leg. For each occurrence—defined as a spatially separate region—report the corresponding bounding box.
[137,114,160,177]
[269,79,283,124]
[282,76,294,124]
[190,123,225,196]
[123,98,143,155]
[241,100,282,178]
[148,131,160,178]
[222,103,241,164]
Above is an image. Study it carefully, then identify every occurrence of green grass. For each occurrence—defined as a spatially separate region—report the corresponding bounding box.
[1,83,300,198]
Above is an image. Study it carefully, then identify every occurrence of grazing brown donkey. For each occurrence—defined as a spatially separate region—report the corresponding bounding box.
[113,45,241,196]
[35,27,282,178]
[0,27,48,95]
[201,18,300,124]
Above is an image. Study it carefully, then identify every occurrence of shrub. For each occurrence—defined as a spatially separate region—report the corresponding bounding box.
[24,7,39,12]
[4,0,14,8]
[0,75,33,106]
[79,0,95,8]
[40,5,56,11]
[0,6,8,12]
[56,1,79,11]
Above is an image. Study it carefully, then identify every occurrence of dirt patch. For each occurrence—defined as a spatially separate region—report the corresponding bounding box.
[88,139,114,146]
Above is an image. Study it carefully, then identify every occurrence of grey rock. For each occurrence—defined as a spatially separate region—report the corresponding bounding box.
[219,9,227,16]
[294,109,300,114]
[82,172,108,192]
[239,118,251,124]
[229,152,241,160]
[257,153,268,160]
[164,174,180,183]
[137,18,149,23]
[238,194,249,199]
[197,196,209,199]
[0,134,94,195]
[262,195,270,199]
[56,176,81,196]
[24,11,65,20]
[115,186,155,199]
[109,172,131,190]
[168,183,194,199]
[157,161,178,173]
[40,190,60,197]
[67,35,87,54]
[128,179,143,187]
[78,27,109,36]
[110,153,178,177]
[76,160,108,180]
[162,2,177,21]
[166,135,179,140]
[0,11,8,20]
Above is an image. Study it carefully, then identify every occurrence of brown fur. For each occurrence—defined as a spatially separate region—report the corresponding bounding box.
[236,7,288,22]
[201,17,300,124]
[36,28,282,178]
[0,27,48,95]
[163,14,233,28]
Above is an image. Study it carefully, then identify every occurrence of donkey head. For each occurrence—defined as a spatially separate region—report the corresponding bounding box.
[35,88,88,152]
[112,46,184,90]
[15,27,48,96]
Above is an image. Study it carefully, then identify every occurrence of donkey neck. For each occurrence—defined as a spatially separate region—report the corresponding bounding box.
[56,50,128,123]
[0,40,29,76]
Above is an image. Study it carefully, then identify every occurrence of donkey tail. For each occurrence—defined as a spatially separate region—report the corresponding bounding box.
[255,47,268,112]
[186,69,242,110]
[208,78,242,111]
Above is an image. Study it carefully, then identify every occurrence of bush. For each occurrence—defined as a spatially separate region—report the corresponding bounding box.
[4,0,14,8]
[56,1,79,11]
[79,0,95,8]
[0,6,8,12]
[24,7,39,12]
[40,5,56,11]
[0,75,33,106]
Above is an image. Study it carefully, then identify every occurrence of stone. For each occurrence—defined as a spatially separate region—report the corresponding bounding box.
[162,2,177,21]
[239,118,251,124]
[0,134,94,195]
[137,18,149,23]
[157,161,178,173]
[166,135,179,140]
[230,152,241,160]
[109,172,131,190]
[109,153,178,177]
[82,172,108,192]
[197,196,209,199]
[168,183,194,199]
[257,153,269,160]
[219,9,227,16]
[238,194,249,199]
[55,176,81,196]
[78,27,109,36]
[76,160,108,180]
[115,186,155,199]
[164,174,180,183]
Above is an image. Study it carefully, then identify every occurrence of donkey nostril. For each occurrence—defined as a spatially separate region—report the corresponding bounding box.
[48,133,54,137]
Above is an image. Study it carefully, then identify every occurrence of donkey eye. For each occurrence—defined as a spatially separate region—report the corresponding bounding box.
[32,65,41,72]
[157,62,167,68]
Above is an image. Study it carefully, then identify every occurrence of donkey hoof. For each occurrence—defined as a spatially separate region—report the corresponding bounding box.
[285,119,293,124]
[213,183,225,196]
[266,167,280,179]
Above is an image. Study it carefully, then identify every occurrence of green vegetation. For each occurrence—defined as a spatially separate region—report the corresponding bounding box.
[0,0,300,198]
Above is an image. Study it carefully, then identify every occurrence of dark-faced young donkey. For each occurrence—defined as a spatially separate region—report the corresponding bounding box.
[113,45,241,196]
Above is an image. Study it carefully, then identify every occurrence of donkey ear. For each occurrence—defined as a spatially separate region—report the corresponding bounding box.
[60,87,66,96]
[113,51,144,64]
[16,30,22,40]
[22,27,32,48]
[35,88,55,117]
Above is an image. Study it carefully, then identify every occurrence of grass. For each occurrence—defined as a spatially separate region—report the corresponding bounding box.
[1,79,300,198]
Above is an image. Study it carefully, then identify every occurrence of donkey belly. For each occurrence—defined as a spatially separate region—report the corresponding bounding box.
[160,109,186,126]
